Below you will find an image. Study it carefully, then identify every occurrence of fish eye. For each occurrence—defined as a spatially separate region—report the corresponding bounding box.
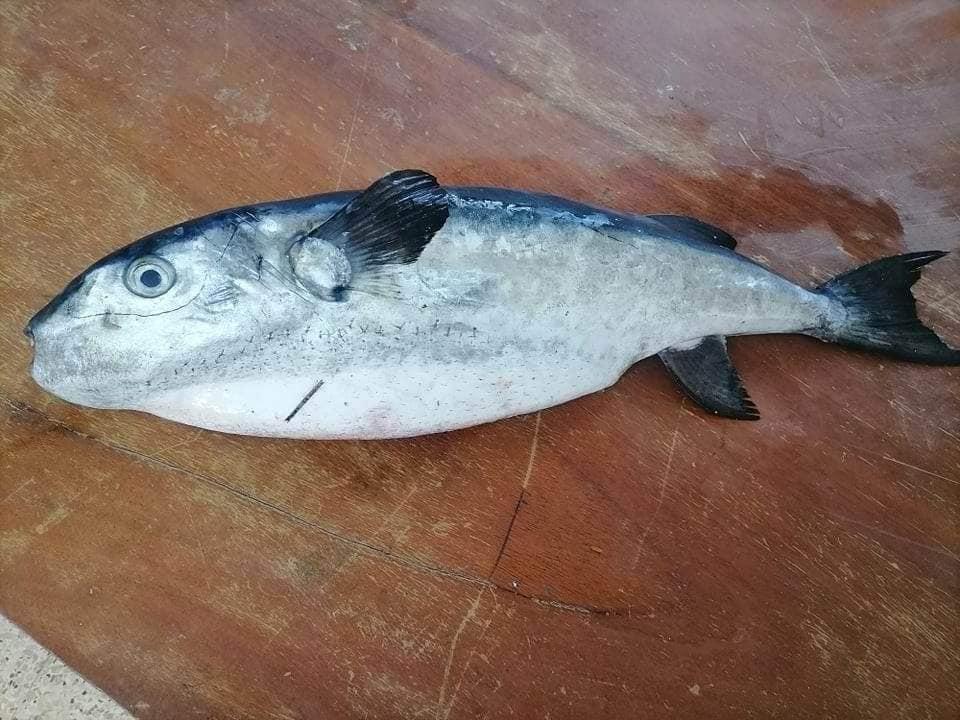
[124,255,176,298]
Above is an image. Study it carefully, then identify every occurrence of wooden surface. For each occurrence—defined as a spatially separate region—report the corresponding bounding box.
[1,1,959,718]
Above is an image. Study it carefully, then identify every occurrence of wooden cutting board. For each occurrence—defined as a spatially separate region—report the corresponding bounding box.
[1,1,957,718]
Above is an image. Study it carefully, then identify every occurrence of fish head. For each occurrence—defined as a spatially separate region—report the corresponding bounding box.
[25,212,288,410]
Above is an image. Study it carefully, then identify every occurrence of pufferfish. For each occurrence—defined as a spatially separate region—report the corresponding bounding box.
[25,170,959,438]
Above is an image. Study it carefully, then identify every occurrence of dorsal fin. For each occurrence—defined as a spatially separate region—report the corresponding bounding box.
[646,215,737,250]
[658,336,759,420]
[289,169,448,300]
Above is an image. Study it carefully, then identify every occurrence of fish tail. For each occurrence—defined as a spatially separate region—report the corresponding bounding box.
[812,251,960,365]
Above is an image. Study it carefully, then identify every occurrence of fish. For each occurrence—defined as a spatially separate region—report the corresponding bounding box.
[25,169,960,439]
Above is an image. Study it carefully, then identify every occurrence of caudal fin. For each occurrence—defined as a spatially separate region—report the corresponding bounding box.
[816,251,960,365]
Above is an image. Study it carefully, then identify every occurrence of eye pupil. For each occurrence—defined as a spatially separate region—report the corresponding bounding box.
[124,255,176,297]
[139,269,162,288]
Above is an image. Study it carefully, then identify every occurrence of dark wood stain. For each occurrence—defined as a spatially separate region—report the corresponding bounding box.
[1,1,958,719]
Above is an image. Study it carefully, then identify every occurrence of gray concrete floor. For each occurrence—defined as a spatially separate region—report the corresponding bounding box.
[0,614,133,720]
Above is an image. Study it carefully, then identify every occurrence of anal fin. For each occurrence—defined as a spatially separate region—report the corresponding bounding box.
[658,336,759,420]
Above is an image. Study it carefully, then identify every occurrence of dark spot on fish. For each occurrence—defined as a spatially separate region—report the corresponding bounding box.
[284,379,325,422]
[101,313,121,329]
[235,208,260,226]
[140,269,162,288]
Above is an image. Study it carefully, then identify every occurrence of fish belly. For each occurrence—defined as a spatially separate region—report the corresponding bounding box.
[143,343,626,439]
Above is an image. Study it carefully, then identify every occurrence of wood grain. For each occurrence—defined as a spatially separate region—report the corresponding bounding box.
[1,1,958,718]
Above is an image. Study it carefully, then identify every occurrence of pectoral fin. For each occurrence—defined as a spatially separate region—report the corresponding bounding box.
[658,336,759,420]
[289,169,448,300]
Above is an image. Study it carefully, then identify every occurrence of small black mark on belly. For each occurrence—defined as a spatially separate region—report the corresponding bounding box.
[284,379,325,422]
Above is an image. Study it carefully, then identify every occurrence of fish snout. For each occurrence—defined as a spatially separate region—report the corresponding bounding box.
[24,301,58,349]
[26,273,88,341]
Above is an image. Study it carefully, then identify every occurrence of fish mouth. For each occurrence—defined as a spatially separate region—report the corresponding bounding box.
[25,328,110,409]
[24,292,97,404]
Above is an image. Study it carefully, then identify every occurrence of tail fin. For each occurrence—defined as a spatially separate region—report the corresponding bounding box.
[815,251,960,365]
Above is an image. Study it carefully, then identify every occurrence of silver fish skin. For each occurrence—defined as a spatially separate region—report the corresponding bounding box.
[25,172,959,438]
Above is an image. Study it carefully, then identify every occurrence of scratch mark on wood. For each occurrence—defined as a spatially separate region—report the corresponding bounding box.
[882,454,957,485]
[938,425,960,443]
[443,606,496,719]
[738,130,763,161]
[840,406,880,433]
[801,14,850,97]
[437,588,483,720]
[489,411,542,576]
[519,411,542,492]
[632,411,681,569]
[441,587,499,720]
[794,145,853,159]
[145,428,206,460]
[0,477,35,505]
[372,486,419,550]
[534,597,602,615]
[284,380,324,422]
[827,512,959,564]
[335,48,372,190]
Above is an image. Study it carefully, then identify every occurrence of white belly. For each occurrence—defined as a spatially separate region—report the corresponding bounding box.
[144,348,627,439]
